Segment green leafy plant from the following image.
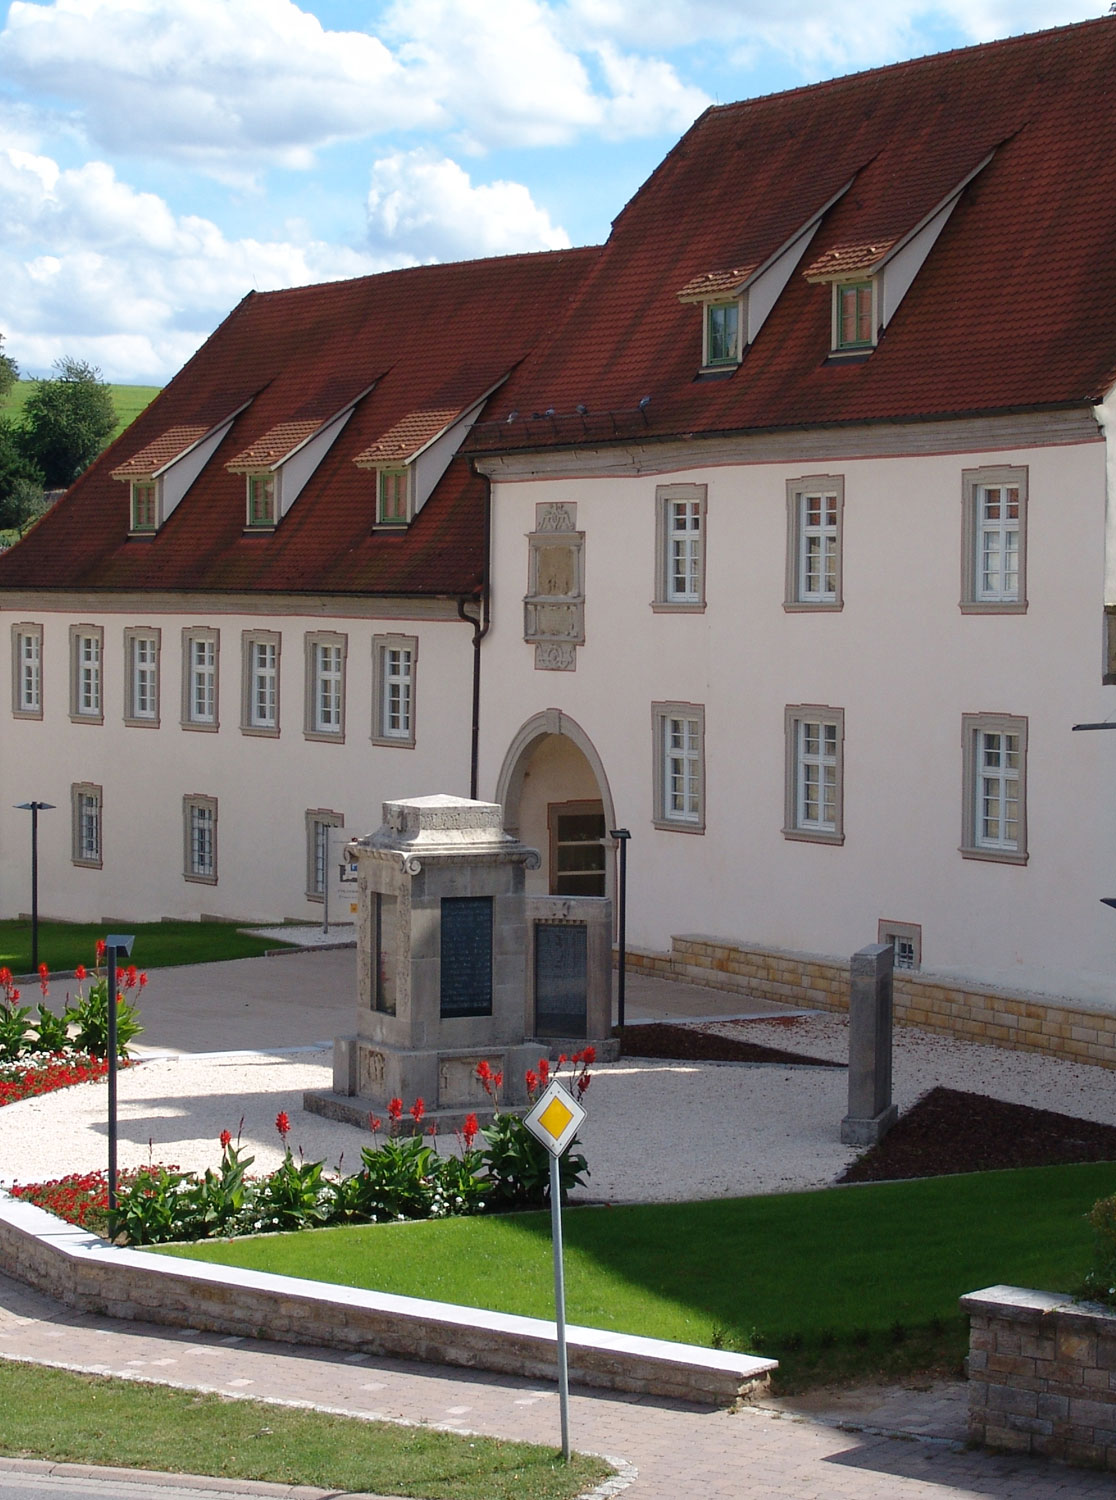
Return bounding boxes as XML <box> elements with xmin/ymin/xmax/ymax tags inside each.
<box><xmin>115</xmin><ymin>1163</ymin><xmax>193</xmax><ymax>1246</ymax></box>
<box><xmin>1081</xmin><ymin>1191</ymin><xmax>1116</xmax><ymax>1305</ymax></box>
<box><xmin>65</xmin><ymin>953</ymin><xmax>145</xmax><ymax>1059</ymax></box>
<box><xmin>474</xmin><ymin>1053</ymin><xmax>592</xmax><ymax>1209</ymax></box>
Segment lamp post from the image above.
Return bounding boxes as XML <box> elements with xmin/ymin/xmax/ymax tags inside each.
<box><xmin>104</xmin><ymin>932</ymin><xmax>135</xmax><ymax>1236</ymax></box>
<box><xmin>609</xmin><ymin>828</ymin><xmax>631</xmax><ymax>1030</ymax></box>
<box><xmin>15</xmin><ymin>801</ymin><xmax>54</xmax><ymax>973</ymax></box>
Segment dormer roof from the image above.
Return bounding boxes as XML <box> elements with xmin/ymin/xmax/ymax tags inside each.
<box><xmin>225</xmin><ymin>421</ymin><xmax>324</xmax><ymax>473</ymax></box>
<box><xmin>803</xmin><ymin>242</ymin><xmax>896</xmax><ymax>283</ymax></box>
<box><xmin>111</xmin><ymin>426</ymin><xmax>210</xmax><ymax>480</ymax></box>
<box><xmin>676</xmin><ymin>266</ymin><xmax>758</xmax><ymax>303</ymax></box>
<box><xmin>354</xmin><ymin>406</ymin><xmax>467</xmax><ymax>467</ymax></box>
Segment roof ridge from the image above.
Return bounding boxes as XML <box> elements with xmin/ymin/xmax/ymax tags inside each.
<box><xmin>704</xmin><ymin>14</ymin><xmax>1113</xmax><ymax>117</ymax></box>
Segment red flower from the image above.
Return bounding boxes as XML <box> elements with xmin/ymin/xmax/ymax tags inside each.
<box><xmin>368</xmin><ymin>1114</ymin><xmax>383</xmax><ymax>1134</ymax></box>
<box><xmin>95</xmin><ymin>939</ymin><xmax>106</xmax><ymax>959</ymax></box>
<box><xmin>10</xmin><ymin>989</ymin><xmax>19</xmax><ymax>1003</ymax></box>
<box><xmin>219</xmin><ymin>1129</ymin><xmax>232</xmax><ymax>1149</ymax></box>
<box><xmin>410</xmin><ymin>1097</ymin><xmax>426</xmax><ymax>1124</ymax></box>
<box><xmin>538</xmin><ymin>1058</ymin><xmax>550</xmax><ymax>1087</ymax></box>
<box><xmin>462</xmin><ymin>1112</ymin><xmax>478</xmax><ymax>1149</ymax></box>
<box><xmin>387</xmin><ymin>1097</ymin><xmax>403</xmax><ymax>1120</ymax></box>
<box><xmin>475</xmin><ymin>1059</ymin><xmax>492</xmax><ymax>1082</ymax></box>
<box><xmin>275</xmin><ymin>1111</ymin><xmax>291</xmax><ymax>1138</ymax></box>
<box><xmin>525</xmin><ymin>1069</ymin><xmax>539</xmax><ymax>1095</ymax></box>
<box><xmin>492</xmin><ymin>1071</ymin><xmax>503</xmax><ymax>1091</ymax></box>
<box><xmin>580</xmin><ymin>1046</ymin><xmax>596</xmax><ymax>1066</ymax></box>
<box><xmin>0</xmin><ymin>967</ymin><xmax>11</xmax><ymax>987</ymax></box>
<box><xmin>138</xmin><ymin>972</ymin><xmax>148</xmax><ymax>988</ymax></box>
<box><xmin>75</xmin><ymin>964</ymin><xmax>87</xmax><ymax>981</ymax></box>
<box><xmin>577</xmin><ymin>1073</ymin><xmax>592</xmax><ymax>1099</ymax></box>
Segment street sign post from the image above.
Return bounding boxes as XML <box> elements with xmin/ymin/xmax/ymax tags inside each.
<box><xmin>522</xmin><ymin>1078</ymin><xmax>587</xmax><ymax>1462</ymax></box>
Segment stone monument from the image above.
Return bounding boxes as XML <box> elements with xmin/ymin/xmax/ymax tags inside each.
<box><xmin>839</xmin><ymin>941</ymin><xmax>899</xmax><ymax>1146</ymax></box>
<box><xmin>304</xmin><ymin>793</ymin><xmax>613</xmax><ymax>1131</ymax></box>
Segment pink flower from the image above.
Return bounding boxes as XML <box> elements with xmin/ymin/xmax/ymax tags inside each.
<box><xmin>275</xmin><ymin>1111</ymin><xmax>291</xmax><ymax>1138</ymax></box>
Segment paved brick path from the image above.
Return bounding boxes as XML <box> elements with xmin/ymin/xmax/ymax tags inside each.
<box><xmin>2</xmin><ymin>1270</ymin><xmax>1114</xmax><ymax>1499</ymax></box>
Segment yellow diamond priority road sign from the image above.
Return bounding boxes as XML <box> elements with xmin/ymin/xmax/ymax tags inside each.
<box><xmin>523</xmin><ymin>1079</ymin><xmax>586</xmax><ymax>1158</ymax></box>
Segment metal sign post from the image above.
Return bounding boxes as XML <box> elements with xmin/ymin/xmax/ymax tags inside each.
<box><xmin>104</xmin><ymin>932</ymin><xmax>135</xmax><ymax>1238</ymax></box>
<box><xmin>523</xmin><ymin>1078</ymin><xmax>587</xmax><ymax>1463</ymax></box>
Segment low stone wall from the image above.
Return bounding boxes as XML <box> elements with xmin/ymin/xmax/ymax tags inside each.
<box><xmin>962</xmin><ymin>1285</ymin><xmax>1116</xmax><ymax>1468</ymax></box>
<box><xmin>0</xmin><ymin>1192</ymin><xmax>775</xmax><ymax>1407</ymax></box>
<box><xmin>626</xmin><ymin>935</ymin><xmax>1116</xmax><ymax>1070</ymax></box>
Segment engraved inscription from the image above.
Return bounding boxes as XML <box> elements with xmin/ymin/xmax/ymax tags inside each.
<box><xmin>534</xmin><ymin>922</ymin><xmax>588</xmax><ymax>1037</ymax></box>
<box><xmin>440</xmin><ymin>895</ymin><xmax>493</xmax><ymax>1017</ymax></box>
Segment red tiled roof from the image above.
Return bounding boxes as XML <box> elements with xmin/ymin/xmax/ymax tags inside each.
<box><xmin>469</xmin><ymin>18</ymin><xmax>1116</xmax><ymax>453</ymax></box>
<box><xmin>110</xmin><ymin>425</ymin><xmax>210</xmax><ymax>480</ymax></box>
<box><xmin>225</xmin><ymin>420</ymin><xmax>325</xmax><ymax>472</ymax></box>
<box><xmin>802</xmin><ymin>242</ymin><xmax>896</xmax><ymax>282</ymax></box>
<box><xmin>0</xmin><ymin>247</ymin><xmax>597</xmax><ymax>596</ymax></box>
<box><xmin>676</xmin><ymin>266</ymin><xmax>757</xmax><ymax>302</ymax></box>
<box><xmin>355</xmin><ymin>404</ymin><xmax>475</xmax><ymax>467</ymax></box>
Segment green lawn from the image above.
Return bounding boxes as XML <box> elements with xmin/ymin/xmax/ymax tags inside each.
<box><xmin>161</xmin><ymin>1160</ymin><xmax>1116</xmax><ymax>1390</ymax></box>
<box><xmin>0</xmin><ymin>380</ymin><xmax>160</xmax><ymax>443</ymax></box>
<box><xmin>0</xmin><ymin>1360</ymin><xmax>607</xmax><ymax>1499</ymax></box>
<box><xmin>0</xmin><ymin>919</ymin><xmax>300</xmax><ymax>975</ymax></box>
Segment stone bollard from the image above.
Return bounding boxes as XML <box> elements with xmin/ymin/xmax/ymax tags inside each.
<box><xmin>840</xmin><ymin>942</ymin><xmax>898</xmax><ymax>1146</ymax></box>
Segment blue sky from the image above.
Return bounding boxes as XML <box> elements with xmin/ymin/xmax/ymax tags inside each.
<box><xmin>0</xmin><ymin>0</ymin><xmax>1104</xmax><ymax>384</ymax></box>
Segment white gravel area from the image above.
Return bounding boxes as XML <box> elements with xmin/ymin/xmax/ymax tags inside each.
<box><xmin>2</xmin><ymin>1015</ymin><xmax>1115</xmax><ymax>1204</ymax></box>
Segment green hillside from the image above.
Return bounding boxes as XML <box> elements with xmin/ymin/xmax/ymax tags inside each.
<box><xmin>0</xmin><ymin>379</ymin><xmax>161</xmax><ymax>443</ymax></box>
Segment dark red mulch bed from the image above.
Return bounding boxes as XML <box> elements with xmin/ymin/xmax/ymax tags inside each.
<box><xmin>838</xmin><ymin>1086</ymin><xmax>1116</xmax><ymax>1183</ymax></box>
<box><xmin>618</xmin><ymin>1022</ymin><xmax>844</xmax><ymax>1069</ymax></box>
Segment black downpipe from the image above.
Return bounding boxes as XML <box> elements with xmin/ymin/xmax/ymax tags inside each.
<box><xmin>458</xmin><ymin>475</ymin><xmax>491</xmax><ymax>799</ymax></box>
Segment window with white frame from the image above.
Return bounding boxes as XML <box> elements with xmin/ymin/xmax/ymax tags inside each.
<box><xmin>184</xmin><ymin>794</ymin><xmax>217</xmax><ymax>883</ymax></box>
<box><xmin>241</xmin><ymin>631</ymin><xmax>280</xmax><ymax>735</ymax></box>
<box><xmin>878</xmin><ymin>919</ymin><xmax>922</xmax><ymax>972</ymax></box>
<box><xmin>11</xmin><ymin>623</ymin><xmax>42</xmax><ymax>719</ymax></box>
<box><xmin>69</xmin><ymin>625</ymin><xmax>103</xmax><ymax>722</ymax></box>
<box><xmin>71</xmin><ymin>782</ymin><xmax>102</xmax><ymax>868</ymax></box>
<box><xmin>961</xmin><ymin>467</ymin><xmax>1027</xmax><ymax>612</ymax></box>
<box><xmin>246</xmin><ymin>473</ymin><xmax>277</xmax><ymax>529</ymax></box>
<box><xmin>181</xmin><ymin>629</ymin><xmax>219</xmax><ymax>730</ymax></box>
<box><xmin>654</xmin><ymin>484</ymin><xmax>706</xmax><ymax>609</ymax></box>
<box><xmin>652</xmin><ymin>702</ymin><xmax>705</xmax><ymax>832</ymax></box>
<box><xmin>377</xmin><ymin>469</ymin><xmax>410</xmax><ymax>526</ymax></box>
<box><xmin>124</xmin><ymin>627</ymin><xmax>160</xmax><ymax>726</ymax></box>
<box><xmin>304</xmin><ymin>632</ymin><xmax>346</xmax><ymax>740</ymax></box>
<box><xmin>784</xmin><ymin>705</ymin><xmax>845</xmax><ymax>843</ymax></box>
<box><xmin>785</xmin><ymin>477</ymin><xmax>844</xmax><ymax>609</ymax></box>
<box><xmin>130</xmin><ymin>481</ymin><xmax>158</xmax><ymax>533</ymax></box>
<box><xmin>704</xmin><ymin>300</ymin><xmax>742</xmax><ymax>367</ymax></box>
<box><xmin>372</xmin><ymin>634</ymin><xmax>416</xmax><ymax>746</ymax></box>
<box><xmin>306</xmin><ymin>808</ymin><xmax>344</xmax><ymax>901</ymax></box>
<box><xmin>833</xmin><ymin>280</ymin><xmax>875</xmax><ymax>351</ymax></box>
<box><xmin>962</xmin><ymin>713</ymin><xmax>1027</xmax><ymax>863</ymax></box>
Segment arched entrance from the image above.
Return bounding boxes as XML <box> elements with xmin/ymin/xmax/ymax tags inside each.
<box><xmin>496</xmin><ymin>711</ymin><xmax>617</xmax><ymax>897</ymax></box>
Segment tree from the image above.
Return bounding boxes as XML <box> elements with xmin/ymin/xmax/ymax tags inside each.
<box><xmin>0</xmin><ymin>334</ymin><xmax>16</xmax><ymax>400</ymax></box>
<box><xmin>0</xmin><ymin>419</ymin><xmax>44</xmax><ymax>531</ymax></box>
<box><xmin>19</xmin><ymin>357</ymin><xmax>116</xmax><ymax>488</ymax></box>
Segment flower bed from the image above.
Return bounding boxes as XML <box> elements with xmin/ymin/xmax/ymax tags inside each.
<box><xmin>10</xmin><ymin>1051</ymin><xmax>596</xmax><ymax>1246</ymax></box>
<box><xmin>0</xmin><ymin>949</ymin><xmax>145</xmax><ymax>1110</ymax></box>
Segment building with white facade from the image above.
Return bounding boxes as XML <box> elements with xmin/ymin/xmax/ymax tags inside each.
<box><xmin>3</xmin><ymin>18</ymin><xmax>1116</xmax><ymax>1051</ymax></box>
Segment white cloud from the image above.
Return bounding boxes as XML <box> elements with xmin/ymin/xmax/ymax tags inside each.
<box><xmin>366</xmin><ymin>149</ymin><xmax>571</xmax><ymax>259</ymax></box>
<box><xmin>0</xmin><ymin>0</ymin><xmax>441</xmax><ymax>172</ymax></box>
<box><xmin>0</xmin><ymin>147</ymin><xmax>387</xmax><ymax>380</ymax></box>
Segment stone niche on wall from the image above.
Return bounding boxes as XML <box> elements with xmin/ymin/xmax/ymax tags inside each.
<box><xmin>523</xmin><ymin>501</ymin><xmax>584</xmax><ymax>671</ymax></box>
<box><xmin>304</xmin><ymin>794</ymin><xmax>614</xmax><ymax>1131</ymax></box>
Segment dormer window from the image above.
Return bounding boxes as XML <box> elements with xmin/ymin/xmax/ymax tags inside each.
<box><xmin>377</xmin><ymin>468</ymin><xmax>411</xmax><ymax>526</ymax></box>
<box><xmin>834</xmin><ymin>280</ymin><xmax>876</xmax><ymax>351</ymax></box>
<box><xmin>131</xmin><ymin>481</ymin><xmax>158</xmax><ymax>533</ymax></box>
<box><xmin>246</xmin><ymin>472</ymin><xmax>277</xmax><ymax>529</ymax></box>
<box><xmin>705</xmin><ymin>300</ymin><xmax>742</xmax><ymax>367</ymax></box>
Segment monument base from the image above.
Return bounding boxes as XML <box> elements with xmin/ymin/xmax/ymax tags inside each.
<box><xmin>839</xmin><ymin>1103</ymin><xmax>898</xmax><ymax>1147</ymax></box>
<box><xmin>302</xmin><ymin>1088</ymin><xmax>514</xmax><ymax>1135</ymax></box>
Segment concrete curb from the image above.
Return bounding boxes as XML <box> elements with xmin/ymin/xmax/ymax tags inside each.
<box><xmin>0</xmin><ymin>1191</ymin><xmax>775</xmax><ymax>1406</ymax></box>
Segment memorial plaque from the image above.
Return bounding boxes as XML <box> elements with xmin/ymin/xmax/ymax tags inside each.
<box><xmin>374</xmin><ymin>894</ymin><xmax>397</xmax><ymax>1015</ymax></box>
<box><xmin>534</xmin><ymin>922</ymin><xmax>588</xmax><ymax>1038</ymax></box>
<box><xmin>440</xmin><ymin>896</ymin><xmax>493</xmax><ymax>1017</ymax></box>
